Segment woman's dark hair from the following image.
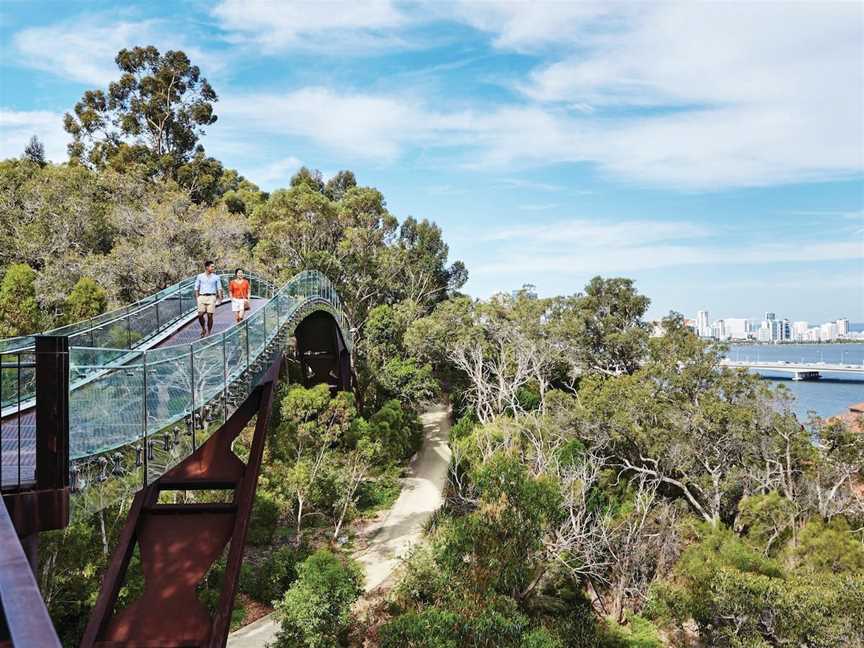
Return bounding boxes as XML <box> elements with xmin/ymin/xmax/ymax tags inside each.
<box><xmin>235</xmin><ymin>268</ymin><xmax>243</xmax><ymax>275</ymax></box>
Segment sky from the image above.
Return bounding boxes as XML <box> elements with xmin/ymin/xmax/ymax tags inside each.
<box><xmin>1</xmin><ymin>1</ymin><xmax>862</xmax><ymax>323</ymax></box>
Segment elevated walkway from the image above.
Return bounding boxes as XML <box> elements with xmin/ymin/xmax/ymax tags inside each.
<box><xmin>0</xmin><ymin>269</ymin><xmax>354</xmax><ymax>647</ymax></box>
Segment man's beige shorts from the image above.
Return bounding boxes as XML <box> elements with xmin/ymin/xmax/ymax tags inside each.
<box><xmin>197</xmin><ymin>294</ymin><xmax>217</xmax><ymax>314</ymax></box>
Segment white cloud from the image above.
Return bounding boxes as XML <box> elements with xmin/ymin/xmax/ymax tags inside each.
<box><xmin>216</xmin><ymin>81</ymin><xmax>862</xmax><ymax>188</ymax></box>
<box><xmin>447</xmin><ymin>1</ymin><xmax>614</xmax><ymax>51</ymax></box>
<box><xmin>0</xmin><ymin>109</ymin><xmax>68</xmax><ymax>161</ymax></box>
<box><xmin>474</xmin><ymin>240</ymin><xmax>863</xmax><ymax>277</ymax></box>
<box><xmin>212</xmin><ymin>0</ymin><xmax>409</xmax><ymax>52</ymax></box>
<box><xmin>508</xmin><ymin>2</ymin><xmax>864</xmax><ymax>187</ymax></box>
<box><xmin>217</xmin><ymin>87</ymin><xmax>470</xmax><ymax>160</ymax></box>
<box><xmin>247</xmin><ymin>156</ymin><xmax>304</xmax><ymax>189</ymax></box>
<box><xmin>12</xmin><ymin>16</ymin><xmax>224</xmax><ymax>85</ymax></box>
<box><xmin>495</xmin><ymin>178</ymin><xmax>564</xmax><ymax>192</ymax></box>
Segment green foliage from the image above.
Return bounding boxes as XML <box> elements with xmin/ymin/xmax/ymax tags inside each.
<box><xmin>0</xmin><ymin>263</ymin><xmax>40</xmax><ymax>336</ymax></box>
<box><xmin>65</xmin><ymin>276</ymin><xmax>108</xmax><ymax>323</ymax></box>
<box><xmin>556</xmin><ymin>276</ymin><xmax>650</xmax><ymax>377</ymax></box>
<box><xmin>791</xmin><ymin>516</ymin><xmax>864</xmax><ymax>574</ymax></box>
<box><xmin>449</xmin><ymin>413</ymin><xmax>477</xmax><ymax>444</ymax></box>
<box><xmin>247</xmin><ymin>489</ymin><xmax>282</xmax><ymax>546</ymax></box>
<box><xmin>376</xmin><ymin>357</ymin><xmax>439</xmax><ymax>408</ymax></box>
<box><xmin>64</xmin><ymin>46</ymin><xmax>217</xmax><ymax>178</ymax></box>
<box><xmin>648</xmin><ymin>523</ymin><xmax>864</xmax><ymax>646</ymax></box>
<box><xmin>435</xmin><ymin>452</ymin><xmax>562</xmax><ymax>597</ymax></box>
<box><xmin>736</xmin><ymin>491</ymin><xmax>795</xmax><ymax>555</ymax></box>
<box><xmin>603</xmin><ymin>614</ymin><xmax>663</xmax><ymax>648</ymax></box>
<box><xmin>367</xmin><ymin>399</ymin><xmax>423</xmax><ymax>463</ymax></box>
<box><xmin>273</xmin><ymin>549</ymin><xmax>363</xmax><ymax>648</ymax></box>
<box><xmin>379</xmin><ymin>608</ymin><xmax>462</xmax><ymax>648</ymax></box>
<box><xmin>356</xmin><ymin>465</ymin><xmax>402</xmax><ymax>512</ymax></box>
<box><xmin>381</xmin><ymin>596</ymin><xmax>568</xmax><ymax>648</ymax></box>
<box><xmin>247</xmin><ymin>545</ymin><xmax>311</xmax><ymax>604</ymax></box>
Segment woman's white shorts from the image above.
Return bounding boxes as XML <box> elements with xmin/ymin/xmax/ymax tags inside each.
<box><xmin>231</xmin><ymin>298</ymin><xmax>246</xmax><ymax>313</ymax></box>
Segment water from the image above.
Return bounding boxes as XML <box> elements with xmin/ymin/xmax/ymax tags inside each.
<box><xmin>726</xmin><ymin>343</ymin><xmax>864</xmax><ymax>420</ymax></box>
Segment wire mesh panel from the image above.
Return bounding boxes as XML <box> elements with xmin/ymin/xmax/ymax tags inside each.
<box><xmin>69</xmin><ymin>349</ymin><xmax>146</xmax><ymax>460</ymax></box>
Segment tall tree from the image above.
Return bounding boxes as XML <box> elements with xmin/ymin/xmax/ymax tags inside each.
<box><xmin>23</xmin><ymin>135</ymin><xmax>46</xmax><ymax>166</ymax></box>
<box><xmin>63</xmin><ymin>46</ymin><xmax>217</xmax><ymax>178</ymax></box>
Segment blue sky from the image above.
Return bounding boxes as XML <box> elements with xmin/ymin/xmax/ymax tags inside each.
<box><xmin>1</xmin><ymin>1</ymin><xmax>862</xmax><ymax>323</ymax></box>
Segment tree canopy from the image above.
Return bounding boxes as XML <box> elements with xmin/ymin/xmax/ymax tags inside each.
<box><xmin>64</xmin><ymin>46</ymin><xmax>217</xmax><ymax>180</ymax></box>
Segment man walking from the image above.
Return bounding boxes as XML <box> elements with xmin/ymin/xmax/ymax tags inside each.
<box><xmin>228</xmin><ymin>268</ymin><xmax>251</xmax><ymax>323</ymax></box>
<box><xmin>195</xmin><ymin>260</ymin><xmax>223</xmax><ymax>337</ymax></box>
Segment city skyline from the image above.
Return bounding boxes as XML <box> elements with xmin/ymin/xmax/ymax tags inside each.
<box><xmin>0</xmin><ymin>1</ymin><xmax>862</xmax><ymax>321</ymax></box>
<box><xmin>690</xmin><ymin>308</ymin><xmax>855</xmax><ymax>342</ymax></box>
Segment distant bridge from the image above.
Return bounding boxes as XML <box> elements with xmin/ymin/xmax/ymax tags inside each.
<box><xmin>721</xmin><ymin>359</ymin><xmax>864</xmax><ymax>381</ymax></box>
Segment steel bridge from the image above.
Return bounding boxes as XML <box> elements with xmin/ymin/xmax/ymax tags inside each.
<box><xmin>720</xmin><ymin>359</ymin><xmax>864</xmax><ymax>381</ymax></box>
<box><xmin>0</xmin><ymin>270</ymin><xmax>354</xmax><ymax>648</ymax></box>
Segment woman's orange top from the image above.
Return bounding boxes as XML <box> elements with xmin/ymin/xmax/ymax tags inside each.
<box><xmin>228</xmin><ymin>278</ymin><xmax>250</xmax><ymax>299</ymax></box>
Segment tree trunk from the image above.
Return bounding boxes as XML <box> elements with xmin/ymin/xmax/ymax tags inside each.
<box><xmin>295</xmin><ymin>497</ymin><xmax>304</xmax><ymax>545</ymax></box>
<box><xmin>99</xmin><ymin>509</ymin><xmax>109</xmax><ymax>557</ymax></box>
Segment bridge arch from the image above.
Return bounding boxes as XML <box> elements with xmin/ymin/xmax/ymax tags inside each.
<box><xmin>293</xmin><ymin>309</ymin><xmax>352</xmax><ymax>392</ymax></box>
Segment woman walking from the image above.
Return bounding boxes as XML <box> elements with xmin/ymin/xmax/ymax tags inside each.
<box><xmin>229</xmin><ymin>268</ymin><xmax>251</xmax><ymax>322</ymax></box>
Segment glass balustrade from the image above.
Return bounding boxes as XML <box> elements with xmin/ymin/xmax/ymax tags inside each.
<box><xmin>59</xmin><ymin>269</ymin><xmax>351</xmax><ymax>516</ymax></box>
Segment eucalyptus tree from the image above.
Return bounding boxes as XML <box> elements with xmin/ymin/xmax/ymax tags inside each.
<box><xmin>64</xmin><ymin>46</ymin><xmax>217</xmax><ymax>180</ymax></box>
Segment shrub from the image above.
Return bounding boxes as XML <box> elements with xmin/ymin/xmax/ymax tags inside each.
<box><xmin>377</xmin><ymin>357</ymin><xmax>439</xmax><ymax>409</ymax></box>
<box><xmin>0</xmin><ymin>263</ymin><xmax>40</xmax><ymax>336</ymax></box>
<box><xmin>272</xmin><ymin>549</ymin><xmax>363</xmax><ymax>648</ymax></box>
<box><xmin>448</xmin><ymin>413</ymin><xmax>477</xmax><ymax>444</ymax></box>
<box><xmin>603</xmin><ymin>614</ymin><xmax>663</xmax><ymax>648</ymax></box>
<box><xmin>65</xmin><ymin>276</ymin><xmax>108</xmax><ymax>323</ymax></box>
<box><xmin>791</xmin><ymin>516</ymin><xmax>864</xmax><ymax>574</ymax></box>
<box><xmin>248</xmin><ymin>544</ymin><xmax>310</xmax><ymax>604</ymax></box>
<box><xmin>380</xmin><ymin>598</ymin><xmax>551</xmax><ymax>648</ymax></box>
<box><xmin>368</xmin><ymin>399</ymin><xmax>423</xmax><ymax>463</ymax></box>
<box><xmin>356</xmin><ymin>465</ymin><xmax>401</xmax><ymax>513</ymax></box>
<box><xmin>247</xmin><ymin>490</ymin><xmax>281</xmax><ymax>545</ymax></box>
<box><xmin>379</xmin><ymin>608</ymin><xmax>462</xmax><ymax>648</ymax></box>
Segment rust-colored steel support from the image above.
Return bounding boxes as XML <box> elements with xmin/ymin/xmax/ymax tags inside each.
<box><xmin>80</xmin><ymin>356</ymin><xmax>283</xmax><ymax>648</ymax></box>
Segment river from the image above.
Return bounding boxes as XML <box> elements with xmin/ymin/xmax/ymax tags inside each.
<box><xmin>725</xmin><ymin>343</ymin><xmax>864</xmax><ymax>421</ymax></box>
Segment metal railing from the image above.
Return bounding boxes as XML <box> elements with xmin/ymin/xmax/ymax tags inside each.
<box><xmin>0</xmin><ymin>270</ymin><xmax>352</xmax><ymax>509</ymax></box>
<box><xmin>65</xmin><ymin>270</ymin><xmax>351</xmax><ymax>515</ymax></box>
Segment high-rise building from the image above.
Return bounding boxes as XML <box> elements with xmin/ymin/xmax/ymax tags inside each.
<box><xmin>780</xmin><ymin>319</ymin><xmax>792</xmax><ymax>342</ymax></box>
<box><xmin>820</xmin><ymin>322</ymin><xmax>838</xmax><ymax>341</ymax></box>
<box><xmin>725</xmin><ymin>318</ymin><xmax>750</xmax><ymax>340</ymax></box>
<box><xmin>711</xmin><ymin>319</ymin><xmax>728</xmax><ymax>340</ymax></box>
<box><xmin>836</xmin><ymin>318</ymin><xmax>850</xmax><ymax>337</ymax></box>
<box><xmin>793</xmin><ymin>321</ymin><xmax>809</xmax><ymax>340</ymax></box>
<box><xmin>696</xmin><ymin>310</ymin><xmax>710</xmax><ymax>337</ymax></box>
<box><xmin>765</xmin><ymin>312</ymin><xmax>776</xmax><ymax>321</ymax></box>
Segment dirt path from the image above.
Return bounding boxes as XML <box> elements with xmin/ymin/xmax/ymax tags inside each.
<box><xmin>227</xmin><ymin>403</ymin><xmax>451</xmax><ymax>647</ymax></box>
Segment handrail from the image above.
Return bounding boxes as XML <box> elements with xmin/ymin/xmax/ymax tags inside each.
<box><xmin>0</xmin><ymin>272</ymin><xmax>273</xmax><ymax>418</ymax></box>
<box><xmin>63</xmin><ymin>269</ymin><xmax>352</xmax><ymax>516</ymax></box>
<box><xmin>0</xmin><ymin>497</ymin><xmax>62</xmax><ymax>647</ymax></box>
<box><xmin>0</xmin><ymin>269</ymin><xmax>353</xmax><ymax>511</ymax></box>
<box><xmin>3</xmin><ymin>272</ymin><xmax>273</xmax><ymax>354</ymax></box>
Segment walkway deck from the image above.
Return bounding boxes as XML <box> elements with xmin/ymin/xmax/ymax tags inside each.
<box><xmin>0</xmin><ymin>299</ymin><xmax>267</xmax><ymax>489</ymax></box>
